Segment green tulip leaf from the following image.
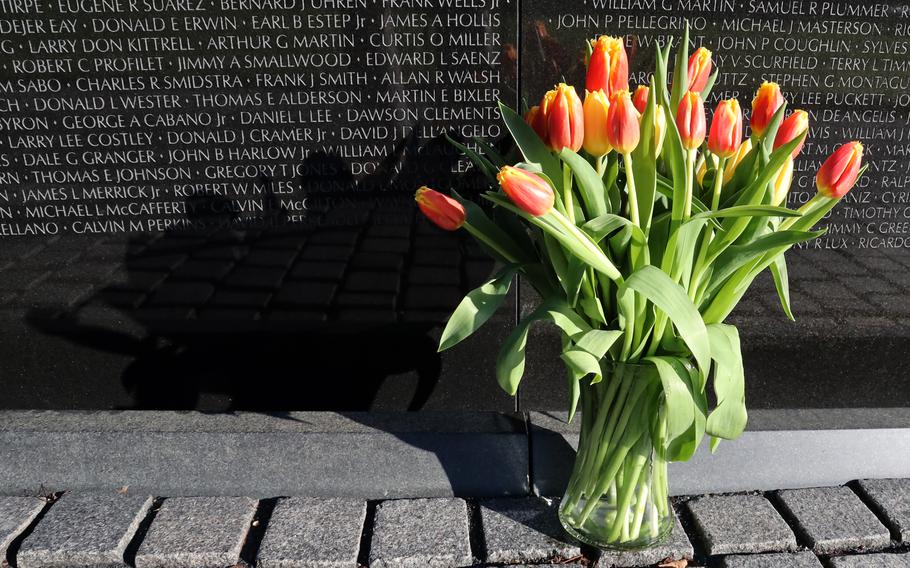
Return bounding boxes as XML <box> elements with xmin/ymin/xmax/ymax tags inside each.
<box><xmin>646</xmin><ymin>355</ymin><xmax>706</xmax><ymax>462</ymax></box>
<box><xmin>705</xmin><ymin>323</ymin><xmax>748</xmax><ymax>443</ymax></box>
<box><xmin>622</xmin><ymin>266</ymin><xmax>711</xmax><ymax>378</ymax></box>
<box><xmin>438</xmin><ymin>264</ymin><xmax>521</xmax><ymax>352</ymax></box>
<box><xmin>496</xmin><ymin>300</ymin><xmax>591</xmax><ymax>396</ymax></box>
<box><xmin>560</xmin><ymin>148</ymin><xmax>608</xmax><ymax>217</ymax></box>
<box><xmin>770</xmin><ymin>255</ymin><xmax>795</xmax><ymax>321</ymax></box>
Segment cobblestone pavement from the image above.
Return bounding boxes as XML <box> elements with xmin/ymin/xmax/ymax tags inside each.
<box><xmin>1</xmin><ymin>480</ymin><xmax>909</xmax><ymax>567</ymax></box>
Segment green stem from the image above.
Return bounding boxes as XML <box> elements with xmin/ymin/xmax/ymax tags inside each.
<box><xmin>462</xmin><ymin>222</ymin><xmax>517</xmax><ymax>264</ymax></box>
<box><xmin>577</xmin><ymin>380</ymin><xmax>651</xmax><ymax>525</ymax></box>
<box><xmin>622</xmin><ymin>152</ymin><xmax>640</xmax><ymax>227</ymax></box>
<box><xmin>608</xmin><ymin>438</ymin><xmax>647</xmax><ymax>541</ymax></box>
<box><xmin>563</xmin><ymin>162</ymin><xmax>575</xmax><ymax>224</ymax></box>
<box><xmin>683</xmin><ymin>148</ymin><xmax>696</xmax><ymax>220</ymax></box>
<box><xmin>710</xmin><ymin>158</ymin><xmax>728</xmax><ymax>211</ymax></box>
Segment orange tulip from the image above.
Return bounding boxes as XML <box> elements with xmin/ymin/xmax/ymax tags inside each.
<box><xmin>586</xmin><ymin>36</ymin><xmax>628</xmax><ymax>96</ymax></box>
<box><xmin>707</xmin><ymin>99</ymin><xmax>743</xmax><ymax>158</ymax></box>
<box><xmin>605</xmin><ymin>90</ymin><xmax>640</xmax><ymax>154</ymax></box>
<box><xmin>632</xmin><ymin>85</ymin><xmax>649</xmax><ymax>114</ymax></box>
<box><xmin>676</xmin><ymin>91</ymin><xmax>706</xmax><ymax>150</ymax></box>
<box><xmin>497</xmin><ymin>166</ymin><xmax>555</xmax><ymax>216</ymax></box>
<box><xmin>687</xmin><ymin>47</ymin><xmax>712</xmax><ymax>93</ymax></box>
<box><xmin>773</xmin><ymin>110</ymin><xmax>809</xmax><ymax>159</ymax></box>
<box><xmin>415</xmin><ymin>187</ymin><xmax>466</xmax><ymax>231</ymax></box>
<box><xmin>583</xmin><ymin>90</ymin><xmax>613</xmax><ymax>157</ymax></box>
<box><xmin>750</xmin><ymin>82</ymin><xmax>784</xmax><ymax>138</ymax></box>
<box><xmin>529</xmin><ymin>88</ymin><xmax>557</xmax><ymax>142</ymax></box>
<box><xmin>547</xmin><ymin>83</ymin><xmax>584</xmax><ymax>152</ymax></box>
<box><xmin>816</xmin><ymin>142</ymin><xmax>863</xmax><ymax>199</ymax></box>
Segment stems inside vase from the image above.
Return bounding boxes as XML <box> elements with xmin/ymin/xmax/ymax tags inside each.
<box><xmin>559</xmin><ymin>361</ymin><xmax>674</xmax><ymax>550</ymax></box>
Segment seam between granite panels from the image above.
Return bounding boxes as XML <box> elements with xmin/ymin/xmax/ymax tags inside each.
<box><xmin>523</xmin><ymin>412</ymin><xmax>534</xmax><ymax>500</ymax></box>
<box><xmin>356</xmin><ymin>500</ymin><xmax>379</xmax><ymax>568</ymax></box>
<box><xmin>123</xmin><ymin>496</ymin><xmax>163</xmax><ymax>566</ymax></box>
<box><xmin>847</xmin><ymin>480</ymin><xmax>904</xmax><ymax>543</ymax></box>
<box><xmin>239</xmin><ymin>497</ymin><xmax>275</xmax><ymax>565</ymax></box>
<box><xmin>4</xmin><ymin>495</ymin><xmax>56</xmax><ymax>567</ymax></box>
<box><xmin>766</xmin><ymin>490</ymin><xmax>818</xmax><ymax>552</ymax></box>
<box><xmin>672</xmin><ymin>496</ymin><xmax>709</xmax><ymax>565</ymax></box>
<box><xmin>466</xmin><ymin>499</ymin><xmax>488</xmax><ymax>564</ymax></box>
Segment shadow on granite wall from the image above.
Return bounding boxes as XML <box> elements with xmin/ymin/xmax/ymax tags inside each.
<box><xmin>21</xmin><ymin>130</ymin><xmax>510</xmax><ymax>412</ymax></box>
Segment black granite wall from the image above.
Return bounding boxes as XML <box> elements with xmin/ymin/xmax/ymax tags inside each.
<box><xmin>0</xmin><ymin>0</ymin><xmax>907</xmax><ymax>410</ymax></box>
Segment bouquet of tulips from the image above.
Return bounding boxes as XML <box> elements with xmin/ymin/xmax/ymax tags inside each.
<box><xmin>415</xmin><ymin>27</ymin><xmax>864</xmax><ymax>550</ymax></box>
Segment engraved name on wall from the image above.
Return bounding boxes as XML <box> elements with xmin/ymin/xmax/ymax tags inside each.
<box><xmin>0</xmin><ymin>0</ymin><xmax>515</xmax><ymax>237</ymax></box>
<box><xmin>523</xmin><ymin>0</ymin><xmax>910</xmax><ymax>250</ymax></box>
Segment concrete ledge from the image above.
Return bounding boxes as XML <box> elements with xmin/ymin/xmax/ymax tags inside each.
<box><xmin>3</xmin><ymin>409</ymin><xmax>910</xmax><ymax>498</ymax></box>
<box><xmin>0</xmin><ymin>411</ymin><xmax>529</xmax><ymax>498</ymax></box>
<box><xmin>530</xmin><ymin>409</ymin><xmax>910</xmax><ymax>497</ymax></box>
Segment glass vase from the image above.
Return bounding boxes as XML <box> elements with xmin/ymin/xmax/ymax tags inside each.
<box><xmin>558</xmin><ymin>360</ymin><xmax>674</xmax><ymax>550</ymax></box>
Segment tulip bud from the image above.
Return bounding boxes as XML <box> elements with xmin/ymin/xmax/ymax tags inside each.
<box><xmin>547</xmin><ymin>83</ymin><xmax>584</xmax><ymax>152</ymax></box>
<box><xmin>697</xmin><ymin>139</ymin><xmax>753</xmax><ymax>186</ymax></box>
<box><xmin>586</xmin><ymin>36</ymin><xmax>628</xmax><ymax>96</ymax></box>
<box><xmin>605</xmin><ymin>90</ymin><xmax>640</xmax><ymax>155</ymax></box>
<box><xmin>525</xmin><ymin>105</ymin><xmax>541</xmax><ymax>134</ymax></box>
<box><xmin>583</xmin><ymin>90</ymin><xmax>613</xmax><ymax>157</ymax></box>
<box><xmin>497</xmin><ymin>166</ymin><xmax>555</xmax><ymax>216</ymax></box>
<box><xmin>816</xmin><ymin>141</ymin><xmax>863</xmax><ymax>199</ymax></box>
<box><xmin>415</xmin><ymin>186</ymin><xmax>466</xmax><ymax>231</ymax></box>
<box><xmin>750</xmin><ymin>82</ymin><xmax>784</xmax><ymax>139</ymax></box>
<box><xmin>653</xmin><ymin>108</ymin><xmax>667</xmax><ymax>158</ymax></box>
<box><xmin>707</xmin><ymin>99</ymin><xmax>743</xmax><ymax>159</ymax></box>
<box><xmin>773</xmin><ymin>110</ymin><xmax>809</xmax><ymax>159</ymax></box>
<box><xmin>676</xmin><ymin>91</ymin><xmax>706</xmax><ymax>150</ymax></box>
<box><xmin>687</xmin><ymin>47</ymin><xmax>713</xmax><ymax>93</ymax></box>
<box><xmin>632</xmin><ymin>85</ymin><xmax>649</xmax><ymax>114</ymax></box>
<box><xmin>771</xmin><ymin>158</ymin><xmax>794</xmax><ymax>206</ymax></box>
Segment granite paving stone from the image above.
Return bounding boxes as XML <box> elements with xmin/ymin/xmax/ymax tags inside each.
<box><xmin>685</xmin><ymin>494</ymin><xmax>797</xmax><ymax>555</ymax></box>
<box><xmin>595</xmin><ymin>513</ymin><xmax>693</xmax><ymax>568</ymax></box>
<box><xmin>856</xmin><ymin>479</ymin><xmax>910</xmax><ymax>542</ymax></box>
<box><xmin>829</xmin><ymin>553</ymin><xmax>910</xmax><ymax>567</ymax></box>
<box><xmin>479</xmin><ymin>497</ymin><xmax>580</xmax><ymax>563</ymax></box>
<box><xmin>719</xmin><ymin>552</ymin><xmax>824</xmax><ymax>568</ymax></box>
<box><xmin>256</xmin><ymin>498</ymin><xmax>365</xmax><ymax>568</ymax></box>
<box><xmin>134</xmin><ymin>496</ymin><xmax>257</xmax><ymax>568</ymax></box>
<box><xmin>0</xmin><ymin>496</ymin><xmax>45</xmax><ymax>554</ymax></box>
<box><xmin>17</xmin><ymin>491</ymin><xmax>153</xmax><ymax>568</ymax></box>
<box><xmin>775</xmin><ymin>487</ymin><xmax>891</xmax><ymax>555</ymax></box>
<box><xmin>369</xmin><ymin>498</ymin><xmax>472</xmax><ymax>568</ymax></box>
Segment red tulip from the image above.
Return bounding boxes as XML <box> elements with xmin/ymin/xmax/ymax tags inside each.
<box><xmin>774</xmin><ymin>110</ymin><xmax>810</xmax><ymax>159</ymax></box>
<box><xmin>415</xmin><ymin>187</ymin><xmax>465</xmax><ymax>231</ymax></box>
<box><xmin>547</xmin><ymin>83</ymin><xmax>584</xmax><ymax>152</ymax></box>
<box><xmin>605</xmin><ymin>90</ymin><xmax>640</xmax><ymax>155</ymax></box>
<box><xmin>816</xmin><ymin>142</ymin><xmax>863</xmax><ymax>199</ymax></box>
<box><xmin>707</xmin><ymin>99</ymin><xmax>743</xmax><ymax>158</ymax></box>
<box><xmin>632</xmin><ymin>85</ymin><xmax>649</xmax><ymax>114</ymax></box>
<box><xmin>687</xmin><ymin>47</ymin><xmax>713</xmax><ymax>93</ymax></box>
<box><xmin>750</xmin><ymin>82</ymin><xmax>784</xmax><ymax>138</ymax></box>
<box><xmin>497</xmin><ymin>166</ymin><xmax>555</xmax><ymax>216</ymax></box>
<box><xmin>586</xmin><ymin>36</ymin><xmax>628</xmax><ymax>96</ymax></box>
<box><xmin>676</xmin><ymin>91</ymin><xmax>706</xmax><ymax>150</ymax></box>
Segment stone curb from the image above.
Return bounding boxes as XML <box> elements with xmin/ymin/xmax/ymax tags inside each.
<box><xmin>0</xmin><ymin>488</ymin><xmax>907</xmax><ymax>567</ymax></box>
